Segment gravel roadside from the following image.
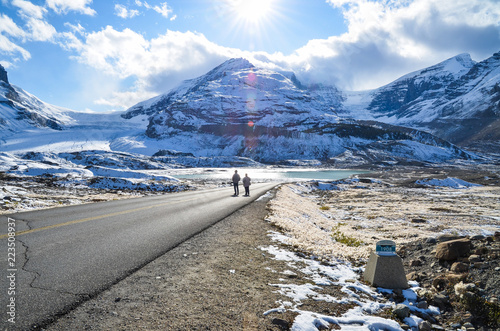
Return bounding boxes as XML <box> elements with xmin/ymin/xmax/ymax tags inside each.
<box><xmin>46</xmin><ymin>186</ymin><xmax>292</xmax><ymax>330</ymax></box>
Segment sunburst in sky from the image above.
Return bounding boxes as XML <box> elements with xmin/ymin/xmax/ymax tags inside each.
<box><xmin>0</xmin><ymin>0</ymin><xmax>498</xmax><ymax>113</ymax></box>
<box><xmin>230</xmin><ymin>0</ymin><xmax>274</xmax><ymax>24</ymax></box>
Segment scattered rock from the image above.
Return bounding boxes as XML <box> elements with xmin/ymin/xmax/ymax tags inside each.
<box><xmin>463</xmin><ymin>322</ymin><xmax>475</xmax><ymax>330</ymax></box>
<box><xmin>468</xmin><ymin>254</ymin><xmax>482</xmax><ymax>263</ymax></box>
<box><xmin>432</xmin><ymin>276</ymin><xmax>448</xmax><ymax>291</ymax></box>
<box><xmin>436</xmin><ymin>234</ymin><xmax>462</xmax><ymax>243</ymax></box>
<box><xmin>454</xmin><ymin>282</ymin><xmax>476</xmax><ymax>297</ymax></box>
<box><xmin>445</xmin><ymin>272</ymin><xmax>467</xmax><ymax>283</ymax></box>
<box><xmin>400</xmin><ymin>234</ymin><xmax>500</xmax><ymax>330</ymax></box>
<box><xmin>435</xmin><ymin>238</ymin><xmax>472</xmax><ymax>261</ymax></box>
<box><xmin>271</xmin><ymin>318</ymin><xmax>289</xmax><ymax>330</ymax></box>
<box><xmin>426</xmin><ymin>237</ymin><xmax>437</xmax><ymax>244</ymax></box>
<box><xmin>450</xmin><ymin>262</ymin><xmax>469</xmax><ymax>273</ymax></box>
<box><xmin>416</xmin><ymin>300</ymin><xmax>428</xmax><ymax>309</ymax></box>
<box><xmin>432</xmin><ymin>293</ymin><xmax>450</xmax><ymax>308</ymax></box>
<box><xmin>410</xmin><ymin>259</ymin><xmax>422</xmax><ymax>267</ymax></box>
<box><xmin>393</xmin><ymin>304</ymin><xmax>410</xmax><ymax>320</ymax></box>
<box><xmin>418</xmin><ymin>320</ymin><xmax>432</xmax><ymax>331</ymax></box>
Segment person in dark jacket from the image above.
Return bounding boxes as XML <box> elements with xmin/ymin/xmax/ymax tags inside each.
<box><xmin>242</xmin><ymin>173</ymin><xmax>251</xmax><ymax>196</ymax></box>
<box><xmin>232</xmin><ymin>170</ymin><xmax>241</xmax><ymax>196</ymax></box>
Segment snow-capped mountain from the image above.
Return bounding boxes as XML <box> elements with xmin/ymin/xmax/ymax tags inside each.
<box><xmin>121</xmin><ymin>57</ymin><xmax>480</xmax><ymax>164</ymax></box>
<box><xmin>0</xmin><ymin>65</ymin><xmax>75</xmax><ymax>133</ymax></box>
<box><xmin>346</xmin><ymin>52</ymin><xmax>500</xmax><ymax>148</ymax></box>
<box><xmin>124</xmin><ymin>58</ymin><xmax>340</xmax><ymax>138</ymax></box>
<box><xmin>3</xmin><ymin>50</ymin><xmax>499</xmax><ymax>168</ymax></box>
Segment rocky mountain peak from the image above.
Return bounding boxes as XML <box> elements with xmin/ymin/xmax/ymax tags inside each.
<box><xmin>203</xmin><ymin>58</ymin><xmax>254</xmax><ymax>80</ymax></box>
<box><xmin>0</xmin><ymin>64</ymin><xmax>9</xmax><ymax>85</ymax></box>
<box><xmin>453</xmin><ymin>53</ymin><xmax>474</xmax><ymax>67</ymax></box>
<box><xmin>217</xmin><ymin>57</ymin><xmax>254</xmax><ymax>72</ymax></box>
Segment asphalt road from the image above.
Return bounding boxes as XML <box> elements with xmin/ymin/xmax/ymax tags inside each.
<box><xmin>0</xmin><ymin>183</ymin><xmax>277</xmax><ymax>330</ymax></box>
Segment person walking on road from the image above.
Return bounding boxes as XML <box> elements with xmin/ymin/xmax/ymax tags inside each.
<box><xmin>242</xmin><ymin>173</ymin><xmax>251</xmax><ymax>196</ymax></box>
<box><xmin>232</xmin><ymin>170</ymin><xmax>241</xmax><ymax>196</ymax></box>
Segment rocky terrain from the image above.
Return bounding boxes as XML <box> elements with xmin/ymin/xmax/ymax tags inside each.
<box><xmin>398</xmin><ymin>233</ymin><xmax>500</xmax><ymax>330</ymax></box>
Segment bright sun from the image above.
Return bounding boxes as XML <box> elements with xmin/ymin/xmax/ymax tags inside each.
<box><xmin>229</xmin><ymin>0</ymin><xmax>273</xmax><ymax>25</ymax></box>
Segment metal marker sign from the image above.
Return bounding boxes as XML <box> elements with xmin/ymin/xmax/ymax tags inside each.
<box><xmin>376</xmin><ymin>240</ymin><xmax>396</xmax><ymax>256</ymax></box>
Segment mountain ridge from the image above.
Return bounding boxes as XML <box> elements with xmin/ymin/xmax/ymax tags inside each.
<box><xmin>1</xmin><ymin>51</ymin><xmax>499</xmax><ymax>166</ymax></box>
<box><xmin>361</xmin><ymin>52</ymin><xmax>500</xmax><ymax>146</ymax></box>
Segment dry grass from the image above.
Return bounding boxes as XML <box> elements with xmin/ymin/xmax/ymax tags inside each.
<box><xmin>267</xmin><ymin>181</ymin><xmax>500</xmax><ymax>262</ymax></box>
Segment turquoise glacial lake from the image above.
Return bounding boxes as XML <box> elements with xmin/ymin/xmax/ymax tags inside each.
<box><xmin>173</xmin><ymin>168</ymin><xmax>369</xmax><ymax>182</ymax></box>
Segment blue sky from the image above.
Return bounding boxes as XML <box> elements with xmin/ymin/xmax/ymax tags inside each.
<box><xmin>1</xmin><ymin>0</ymin><xmax>499</xmax><ymax>113</ymax></box>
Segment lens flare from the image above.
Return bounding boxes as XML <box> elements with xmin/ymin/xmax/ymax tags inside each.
<box><xmin>246</xmin><ymin>71</ymin><xmax>257</xmax><ymax>85</ymax></box>
<box><xmin>230</xmin><ymin>0</ymin><xmax>272</xmax><ymax>24</ymax></box>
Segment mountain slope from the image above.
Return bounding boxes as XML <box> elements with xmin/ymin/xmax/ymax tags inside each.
<box><xmin>122</xmin><ymin>58</ymin><xmax>478</xmax><ymax>164</ymax></box>
<box><xmin>2</xmin><ymin>52</ymin><xmax>497</xmax><ymax>167</ymax></box>
<box><xmin>124</xmin><ymin>58</ymin><xmax>340</xmax><ymax>138</ymax></box>
<box><xmin>0</xmin><ymin>65</ymin><xmax>75</xmax><ymax>133</ymax></box>
<box><xmin>353</xmin><ymin>52</ymin><xmax>500</xmax><ymax>146</ymax></box>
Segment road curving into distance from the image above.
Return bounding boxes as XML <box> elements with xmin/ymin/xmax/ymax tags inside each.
<box><xmin>0</xmin><ymin>182</ymin><xmax>277</xmax><ymax>330</ymax></box>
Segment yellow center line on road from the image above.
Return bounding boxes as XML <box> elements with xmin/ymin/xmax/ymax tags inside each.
<box><xmin>0</xmin><ymin>196</ymin><xmax>201</xmax><ymax>239</ymax></box>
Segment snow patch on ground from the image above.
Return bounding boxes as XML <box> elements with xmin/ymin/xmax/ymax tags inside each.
<box><xmin>416</xmin><ymin>177</ymin><xmax>482</xmax><ymax>189</ymax></box>
<box><xmin>261</xmin><ymin>244</ymin><xmax>435</xmax><ymax>331</ymax></box>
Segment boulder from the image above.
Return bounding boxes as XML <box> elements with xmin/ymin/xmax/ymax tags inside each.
<box><xmin>432</xmin><ymin>275</ymin><xmax>448</xmax><ymax>291</ymax></box>
<box><xmin>468</xmin><ymin>254</ymin><xmax>481</xmax><ymax>263</ymax></box>
<box><xmin>418</xmin><ymin>320</ymin><xmax>432</xmax><ymax>331</ymax></box>
<box><xmin>416</xmin><ymin>300</ymin><xmax>428</xmax><ymax>309</ymax></box>
<box><xmin>435</xmin><ymin>238</ymin><xmax>471</xmax><ymax>261</ymax></box>
<box><xmin>410</xmin><ymin>259</ymin><xmax>422</xmax><ymax>267</ymax></box>
<box><xmin>393</xmin><ymin>304</ymin><xmax>410</xmax><ymax>319</ymax></box>
<box><xmin>432</xmin><ymin>293</ymin><xmax>450</xmax><ymax>310</ymax></box>
<box><xmin>450</xmin><ymin>262</ymin><xmax>469</xmax><ymax>273</ymax></box>
<box><xmin>436</xmin><ymin>234</ymin><xmax>462</xmax><ymax>243</ymax></box>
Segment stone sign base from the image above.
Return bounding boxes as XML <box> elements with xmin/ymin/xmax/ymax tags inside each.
<box><xmin>363</xmin><ymin>251</ymin><xmax>409</xmax><ymax>289</ymax></box>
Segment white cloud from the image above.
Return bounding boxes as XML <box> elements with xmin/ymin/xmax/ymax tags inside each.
<box><xmin>12</xmin><ymin>0</ymin><xmax>47</xmax><ymax>20</ymax></box>
<box><xmin>26</xmin><ymin>17</ymin><xmax>57</xmax><ymax>41</ymax></box>
<box><xmin>285</xmin><ymin>0</ymin><xmax>500</xmax><ymax>90</ymax></box>
<box><xmin>76</xmin><ymin>26</ymin><xmax>150</xmax><ymax>78</ymax></box>
<box><xmin>46</xmin><ymin>0</ymin><xmax>96</xmax><ymax>16</ymax></box>
<box><xmin>0</xmin><ymin>14</ymin><xmax>25</xmax><ymax>38</ymax></box>
<box><xmin>0</xmin><ymin>34</ymin><xmax>31</xmax><ymax>61</ymax></box>
<box><xmin>71</xmin><ymin>26</ymin><xmax>237</xmax><ymax>108</ymax></box>
<box><xmin>135</xmin><ymin>1</ymin><xmax>175</xmax><ymax>19</ymax></box>
<box><xmin>153</xmin><ymin>2</ymin><xmax>173</xmax><ymax>19</ymax></box>
<box><xmin>114</xmin><ymin>4</ymin><xmax>140</xmax><ymax>19</ymax></box>
<box><xmin>64</xmin><ymin>22</ymin><xmax>85</xmax><ymax>36</ymax></box>
<box><xmin>135</xmin><ymin>0</ymin><xmax>151</xmax><ymax>9</ymax></box>
<box><xmin>94</xmin><ymin>88</ymin><xmax>157</xmax><ymax>110</ymax></box>
<box><xmin>7</xmin><ymin>0</ymin><xmax>57</xmax><ymax>42</ymax></box>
